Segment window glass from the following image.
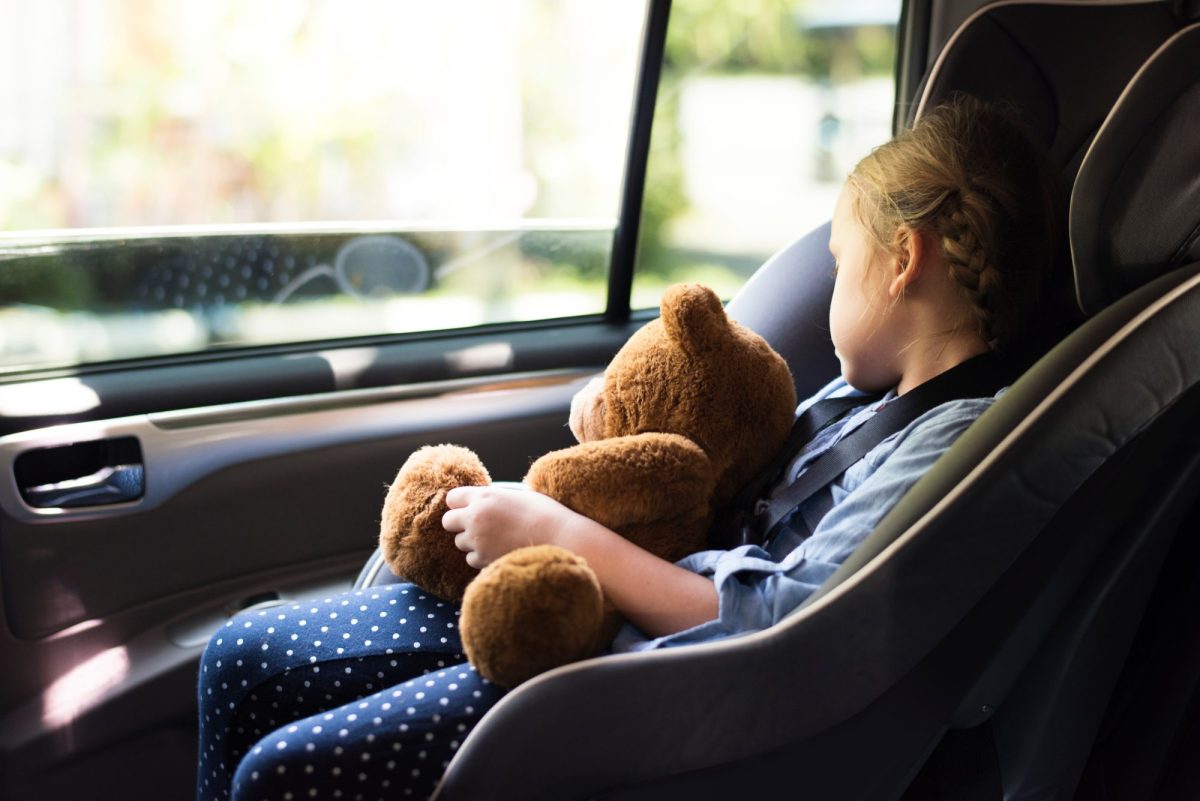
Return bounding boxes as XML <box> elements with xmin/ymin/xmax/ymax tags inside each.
<box><xmin>632</xmin><ymin>0</ymin><xmax>900</xmax><ymax>308</ymax></box>
<box><xmin>0</xmin><ymin>1</ymin><xmax>646</xmax><ymax>373</ymax></box>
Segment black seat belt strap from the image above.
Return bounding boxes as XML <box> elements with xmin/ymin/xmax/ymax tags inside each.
<box><xmin>743</xmin><ymin>351</ymin><xmax>1019</xmax><ymax>546</ymax></box>
<box><xmin>709</xmin><ymin>393</ymin><xmax>881</xmax><ymax>548</ymax></box>
<box><xmin>756</xmin><ymin>394</ymin><xmax>884</xmax><ymax>494</ymax></box>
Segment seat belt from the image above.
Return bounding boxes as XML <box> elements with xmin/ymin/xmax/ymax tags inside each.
<box><xmin>729</xmin><ymin>351</ymin><xmax>1020</xmax><ymax>547</ymax></box>
<box><xmin>709</xmin><ymin>393</ymin><xmax>883</xmax><ymax>547</ymax></box>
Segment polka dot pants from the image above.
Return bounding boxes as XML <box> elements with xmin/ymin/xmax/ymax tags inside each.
<box><xmin>196</xmin><ymin>583</ymin><xmax>506</xmax><ymax>801</ymax></box>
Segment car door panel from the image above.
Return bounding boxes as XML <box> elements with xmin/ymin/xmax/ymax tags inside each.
<box><xmin>0</xmin><ymin>332</ymin><xmax>629</xmax><ymax>800</ymax></box>
<box><xmin>1</xmin><ymin>367</ymin><xmax>598</xmax><ymax>640</ymax></box>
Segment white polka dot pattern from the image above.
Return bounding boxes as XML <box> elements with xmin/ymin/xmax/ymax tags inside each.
<box><xmin>197</xmin><ymin>583</ymin><xmax>504</xmax><ymax>801</ymax></box>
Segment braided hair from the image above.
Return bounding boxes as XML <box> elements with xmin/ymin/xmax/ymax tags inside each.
<box><xmin>848</xmin><ymin>95</ymin><xmax>1058</xmax><ymax>351</ymax></box>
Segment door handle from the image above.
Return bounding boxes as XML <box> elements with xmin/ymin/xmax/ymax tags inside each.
<box><xmin>15</xmin><ymin>436</ymin><xmax>145</xmax><ymax>509</ymax></box>
<box><xmin>23</xmin><ymin>463</ymin><xmax>145</xmax><ymax>508</ymax></box>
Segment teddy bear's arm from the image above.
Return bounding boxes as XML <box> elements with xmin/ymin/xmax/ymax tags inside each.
<box><xmin>524</xmin><ymin>433</ymin><xmax>716</xmax><ymax>531</ymax></box>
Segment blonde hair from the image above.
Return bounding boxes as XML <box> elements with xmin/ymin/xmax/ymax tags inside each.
<box><xmin>848</xmin><ymin>95</ymin><xmax>1058</xmax><ymax>351</ymax></box>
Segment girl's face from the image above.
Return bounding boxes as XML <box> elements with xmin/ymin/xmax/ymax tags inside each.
<box><xmin>828</xmin><ymin>184</ymin><xmax>903</xmax><ymax>392</ymax></box>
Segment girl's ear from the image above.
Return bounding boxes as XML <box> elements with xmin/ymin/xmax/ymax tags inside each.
<box><xmin>888</xmin><ymin>226</ymin><xmax>926</xmax><ymax>299</ymax></box>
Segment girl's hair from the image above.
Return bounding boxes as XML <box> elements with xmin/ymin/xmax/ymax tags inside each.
<box><xmin>848</xmin><ymin>95</ymin><xmax>1059</xmax><ymax>351</ymax></box>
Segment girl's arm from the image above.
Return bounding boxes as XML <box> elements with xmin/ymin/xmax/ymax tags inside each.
<box><xmin>443</xmin><ymin>485</ymin><xmax>718</xmax><ymax>637</ymax></box>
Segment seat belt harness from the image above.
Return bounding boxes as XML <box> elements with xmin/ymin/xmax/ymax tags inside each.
<box><xmin>729</xmin><ymin>351</ymin><xmax>1019</xmax><ymax>547</ymax></box>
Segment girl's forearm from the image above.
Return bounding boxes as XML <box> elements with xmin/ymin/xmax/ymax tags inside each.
<box><xmin>551</xmin><ymin>512</ymin><xmax>719</xmax><ymax>638</ymax></box>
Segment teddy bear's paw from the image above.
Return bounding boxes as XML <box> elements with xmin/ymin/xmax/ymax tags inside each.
<box><xmin>379</xmin><ymin>444</ymin><xmax>490</xmax><ymax>602</ymax></box>
<box><xmin>460</xmin><ymin>544</ymin><xmax>605</xmax><ymax>688</ymax></box>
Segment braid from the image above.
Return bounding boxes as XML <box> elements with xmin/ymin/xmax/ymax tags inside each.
<box><xmin>936</xmin><ymin>192</ymin><xmax>1007</xmax><ymax>349</ymax></box>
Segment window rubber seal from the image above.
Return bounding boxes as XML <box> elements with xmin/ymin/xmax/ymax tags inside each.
<box><xmin>606</xmin><ymin>0</ymin><xmax>671</xmax><ymax>323</ymax></box>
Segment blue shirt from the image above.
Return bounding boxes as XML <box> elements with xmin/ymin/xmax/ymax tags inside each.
<box><xmin>611</xmin><ymin>375</ymin><xmax>1002</xmax><ymax>653</ymax></box>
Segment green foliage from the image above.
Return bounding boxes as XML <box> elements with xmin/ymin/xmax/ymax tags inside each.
<box><xmin>663</xmin><ymin>0</ymin><xmax>895</xmax><ymax>78</ymax></box>
<box><xmin>0</xmin><ymin>254</ymin><xmax>92</xmax><ymax>311</ymax></box>
<box><xmin>665</xmin><ymin>0</ymin><xmax>812</xmax><ymax>74</ymax></box>
<box><xmin>636</xmin><ymin>89</ymin><xmax>689</xmax><ymax>279</ymax></box>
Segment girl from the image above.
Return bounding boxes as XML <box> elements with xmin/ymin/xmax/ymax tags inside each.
<box><xmin>197</xmin><ymin>96</ymin><xmax>1058</xmax><ymax>801</ymax></box>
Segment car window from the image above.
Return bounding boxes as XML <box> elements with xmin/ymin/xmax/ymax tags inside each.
<box><xmin>632</xmin><ymin>0</ymin><xmax>901</xmax><ymax>308</ymax></box>
<box><xmin>0</xmin><ymin>1</ymin><xmax>647</xmax><ymax>374</ymax></box>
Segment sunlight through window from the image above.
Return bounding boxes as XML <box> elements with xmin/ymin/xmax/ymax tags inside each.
<box><xmin>42</xmin><ymin>646</ymin><xmax>131</xmax><ymax>728</ymax></box>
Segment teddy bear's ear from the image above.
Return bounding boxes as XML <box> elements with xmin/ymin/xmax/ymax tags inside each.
<box><xmin>659</xmin><ymin>284</ymin><xmax>729</xmax><ymax>352</ymax></box>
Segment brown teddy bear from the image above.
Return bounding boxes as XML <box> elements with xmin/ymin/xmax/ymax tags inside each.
<box><xmin>378</xmin><ymin>283</ymin><xmax>797</xmax><ymax>686</ymax></box>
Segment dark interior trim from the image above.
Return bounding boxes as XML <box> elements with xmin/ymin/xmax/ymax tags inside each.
<box><xmin>896</xmin><ymin>0</ymin><xmax>934</xmax><ymax>133</ymax></box>
<box><xmin>606</xmin><ymin>0</ymin><xmax>671</xmax><ymax>322</ymax></box>
<box><xmin>0</xmin><ymin>318</ymin><xmax>644</xmax><ymax>438</ymax></box>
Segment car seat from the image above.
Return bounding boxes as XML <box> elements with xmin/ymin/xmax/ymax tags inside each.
<box><xmin>406</xmin><ymin>18</ymin><xmax>1200</xmax><ymax>801</ymax></box>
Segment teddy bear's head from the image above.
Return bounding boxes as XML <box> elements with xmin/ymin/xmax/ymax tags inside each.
<box><xmin>569</xmin><ymin>283</ymin><xmax>796</xmax><ymax>507</ymax></box>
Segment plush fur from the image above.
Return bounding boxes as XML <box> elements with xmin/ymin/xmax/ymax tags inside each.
<box><xmin>459</xmin><ymin>545</ymin><xmax>604</xmax><ymax>687</ymax></box>
<box><xmin>379</xmin><ymin>445</ymin><xmax>489</xmax><ymax>603</ymax></box>
<box><xmin>379</xmin><ymin>284</ymin><xmax>797</xmax><ymax>687</ymax></box>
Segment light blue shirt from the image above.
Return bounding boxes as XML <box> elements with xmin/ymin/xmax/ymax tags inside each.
<box><xmin>611</xmin><ymin>375</ymin><xmax>1002</xmax><ymax>653</ymax></box>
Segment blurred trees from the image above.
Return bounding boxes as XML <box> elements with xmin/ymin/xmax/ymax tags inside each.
<box><xmin>637</xmin><ymin>0</ymin><xmax>896</xmax><ymax>280</ymax></box>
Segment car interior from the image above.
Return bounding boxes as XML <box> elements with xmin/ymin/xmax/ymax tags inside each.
<box><xmin>2</xmin><ymin>1</ymin><xmax>1200</xmax><ymax>799</ymax></box>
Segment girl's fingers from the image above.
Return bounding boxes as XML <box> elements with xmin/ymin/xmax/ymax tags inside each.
<box><xmin>453</xmin><ymin>530</ymin><xmax>473</xmax><ymax>554</ymax></box>
<box><xmin>445</xmin><ymin>485</ymin><xmax>482</xmax><ymax>509</ymax></box>
<box><xmin>444</xmin><ymin>486</ymin><xmax>484</xmax><ymax>531</ymax></box>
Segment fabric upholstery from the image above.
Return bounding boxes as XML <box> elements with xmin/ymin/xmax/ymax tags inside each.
<box><xmin>1071</xmin><ymin>23</ymin><xmax>1200</xmax><ymax>315</ymax></box>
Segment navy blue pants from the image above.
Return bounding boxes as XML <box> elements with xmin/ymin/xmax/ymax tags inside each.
<box><xmin>196</xmin><ymin>583</ymin><xmax>507</xmax><ymax>801</ymax></box>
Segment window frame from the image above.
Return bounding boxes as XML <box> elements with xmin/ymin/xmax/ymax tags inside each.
<box><xmin>604</xmin><ymin>0</ymin><xmax>670</xmax><ymax>323</ymax></box>
<box><xmin>895</xmin><ymin>0</ymin><xmax>934</xmax><ymax>132</ymax></box>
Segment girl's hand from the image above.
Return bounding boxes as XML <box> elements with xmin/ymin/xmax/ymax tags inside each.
<box><xmin>443</xmin><ymin>486</ymin><xmax>577</xmax><ymax>569</ymax></box>
<box><xmin>446</xmin><ymin>484</ymin><xmax>719</xmax><ymax>636</ymax></box>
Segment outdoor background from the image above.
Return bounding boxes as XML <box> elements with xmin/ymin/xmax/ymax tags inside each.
<box><xmin>0</xmin><ymin>0</ymin><xmax>898</xmax><ymax>371</ymax></box>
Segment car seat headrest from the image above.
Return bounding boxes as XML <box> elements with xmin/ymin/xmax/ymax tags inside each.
<box><xmin>1070</xmin><ymin>23</ymin><xmax>1200</xmax><ymax>316</ymax></box>
<box><xmin>1174</xmin><ymin>0</ymin><xmax>1200</xmax><ymax>22</ymax></box>
<box><xmin>913</xmin><ymin>1</ymin><xmax>1178</xmax><ymax>180</ymax></box>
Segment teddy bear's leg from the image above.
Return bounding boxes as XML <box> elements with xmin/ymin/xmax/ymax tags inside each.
<box><xmin>460</xmin><ymin>544</ymin><xmax>606</xmax><ymax>687</ymax></box>
<box><xmin>379</xmin><ymin>444</ymin><xmax>490</xmax><ymax>603</ymax></box>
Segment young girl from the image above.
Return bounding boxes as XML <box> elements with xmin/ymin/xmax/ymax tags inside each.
<box><xmin>197</xmin><ymin>96</ymin><xmax>1058</xmax><ymax>801</ymax></box>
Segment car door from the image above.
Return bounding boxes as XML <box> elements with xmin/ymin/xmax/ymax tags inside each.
<box><xmin>0</xmin><ymin>1</ymin><xmax>902</xmax><ymax>799</ymax></box>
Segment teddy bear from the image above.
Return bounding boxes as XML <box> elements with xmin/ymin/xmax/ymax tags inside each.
<box><xmin>378</xmin><ymin>283</ymin><xmax>797</xmax><ymax>687</ymax></box>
